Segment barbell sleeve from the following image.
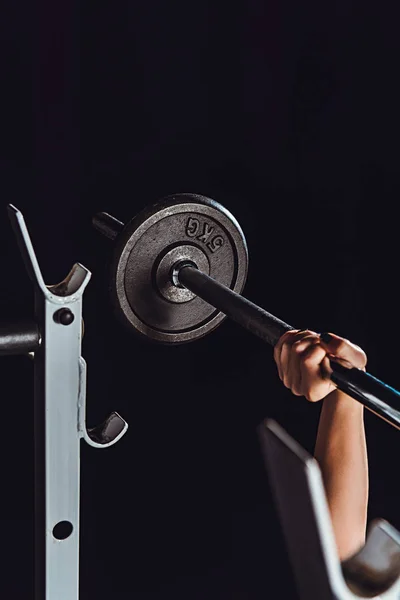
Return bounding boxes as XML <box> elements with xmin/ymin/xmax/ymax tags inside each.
<box><xmin>177</xmin><ymin>264</ymin><xmax>400</xmax><ymax>430</ymax></box>
<box><xmin>0</xmin><ymin>319</ymin><xmax>41</xmax><ymax>356</ymax></box>
<box><xmin>92</xmin><ymin>212</ymin><xmax>124</xmax><ymax>241</ymax></box>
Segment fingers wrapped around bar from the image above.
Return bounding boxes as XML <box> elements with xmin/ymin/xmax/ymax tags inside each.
<box><xmin>273</xmin><ymin>330</ymin><xmax>367</xmax><ymax>402</ymax></box>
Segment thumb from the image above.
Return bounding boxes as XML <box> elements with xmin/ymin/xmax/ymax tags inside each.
<box><xmin>319</xmin><ymin>332</ymin><xmax>367</xmax><ymax>370</ymax></box>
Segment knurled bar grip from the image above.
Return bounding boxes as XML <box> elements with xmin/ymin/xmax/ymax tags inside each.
<box><xmin>178</xmin><ymin>265</ymin><xmax>400</xmax><ymax>431</ymax></box>
<box><xmin>178</xmin><ymin>264</ymin><xmax>293</xmax><ymax>345</ymax></box>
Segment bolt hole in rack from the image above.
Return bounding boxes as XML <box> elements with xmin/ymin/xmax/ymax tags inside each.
<box><xmin>0</xmin><ymin>206</ymin><xmax>128</xmax><ymax>600</ymax></box>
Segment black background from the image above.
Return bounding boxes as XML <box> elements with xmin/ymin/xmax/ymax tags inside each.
<box><xmin>1</xmin><ymin>1</ymin><xmax>400</xmax><ymax>598</ymax></box>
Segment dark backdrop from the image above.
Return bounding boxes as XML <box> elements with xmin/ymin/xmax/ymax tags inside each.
<box><xmin>1</xmin><ymin>1</ymin><xmax>400</xmax><ymax>598</ymax></box>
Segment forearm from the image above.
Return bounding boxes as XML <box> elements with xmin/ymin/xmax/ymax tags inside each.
<box><xmin>314</xmin><ymin>389</ymin><xmax>369</xmax><ymax>561</ymax></box>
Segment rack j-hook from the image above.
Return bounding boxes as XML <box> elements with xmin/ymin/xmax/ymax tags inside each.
<box><xmin>0</xmin><ymin>206</ymin><xmax>128</xmax><ymax>600</ymax></box>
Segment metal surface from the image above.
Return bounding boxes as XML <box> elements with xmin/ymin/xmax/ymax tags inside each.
<box><xmin>93</xmin><ymin>194</ymin><xmax>400</xmax><ymax>429</ymax></box>
<box><xmin>177</xmin><ymin>264</ymin><xmax>293</xmax><ymax>345</ymax></box>
<box><xmin>155</xmin><ymin>245</ymin><xmax>209</xmax><ymax>303</ymax></box>
<box><xmin>107</xmin><ymin>193</ymin><xmax>248</xmax><ymax>343</ymax></box>
<box><xmin>92</xmin><ymin>212</ymin><xmax>124</xmax><ymax>241</ymax></box>
<box><xmin>176</xmin><ymin>264</ymin><xmax>400</xmax><ymax>430</ymax></box>
<box><xmin>259</xmin><ymin>419</ymin><xmax>400</xmax><ymax>599</ymax></box>
<box><xmin>0</xmin><ymin>319</ymin><xmax>40</xmax><ymax>355</ymax></box>
<box><xmin>329</xmin><ymin>362</ymin><xmax>400</xmax><ymax>431</ymax></box>
<box><xmin>7</xmin><ymin>205</ymin><xmax>128</xmax><ymax>600</ymax></box>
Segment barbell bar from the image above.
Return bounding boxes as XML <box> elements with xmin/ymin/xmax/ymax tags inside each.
<box><xmin>93</xmin><ymin>193</ymin><xmax>400</xmax><ymax>431</ymax></box>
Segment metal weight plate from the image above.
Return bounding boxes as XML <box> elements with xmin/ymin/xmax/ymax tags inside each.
<box><xmin>109</xmin><ymin>193</ymin><xmax>248</xmax><ymax>343</ymax></box>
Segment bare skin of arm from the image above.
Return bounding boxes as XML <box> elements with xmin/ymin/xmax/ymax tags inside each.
<box><xmin>274</xmin><ymin>330</ymin><xmax>369</xmax><ymax>561</ymax></box>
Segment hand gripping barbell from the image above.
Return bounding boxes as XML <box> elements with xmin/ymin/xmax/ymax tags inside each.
<box><xmin>93</xmin><ymin>193</ymin><xmax>400</xmax><ymax>431</ymax></box>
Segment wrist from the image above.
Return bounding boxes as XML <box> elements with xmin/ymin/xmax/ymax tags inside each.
<box><xmin>323</xmin><ymin>388</ymin><xmax>365</xmax><ymax>415</ymax></box>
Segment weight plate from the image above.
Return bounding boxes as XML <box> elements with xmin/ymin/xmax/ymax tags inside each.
<box><xmin>109</xmin><ymin>193</ymin><xmax>248</xmax><ymax>343</ymax></box>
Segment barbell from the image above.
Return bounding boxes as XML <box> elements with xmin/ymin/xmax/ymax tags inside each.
<box><xmin>93</xmin><ymin>193</ymin><xmax>400</xmax><ymax>431</ymax></box>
